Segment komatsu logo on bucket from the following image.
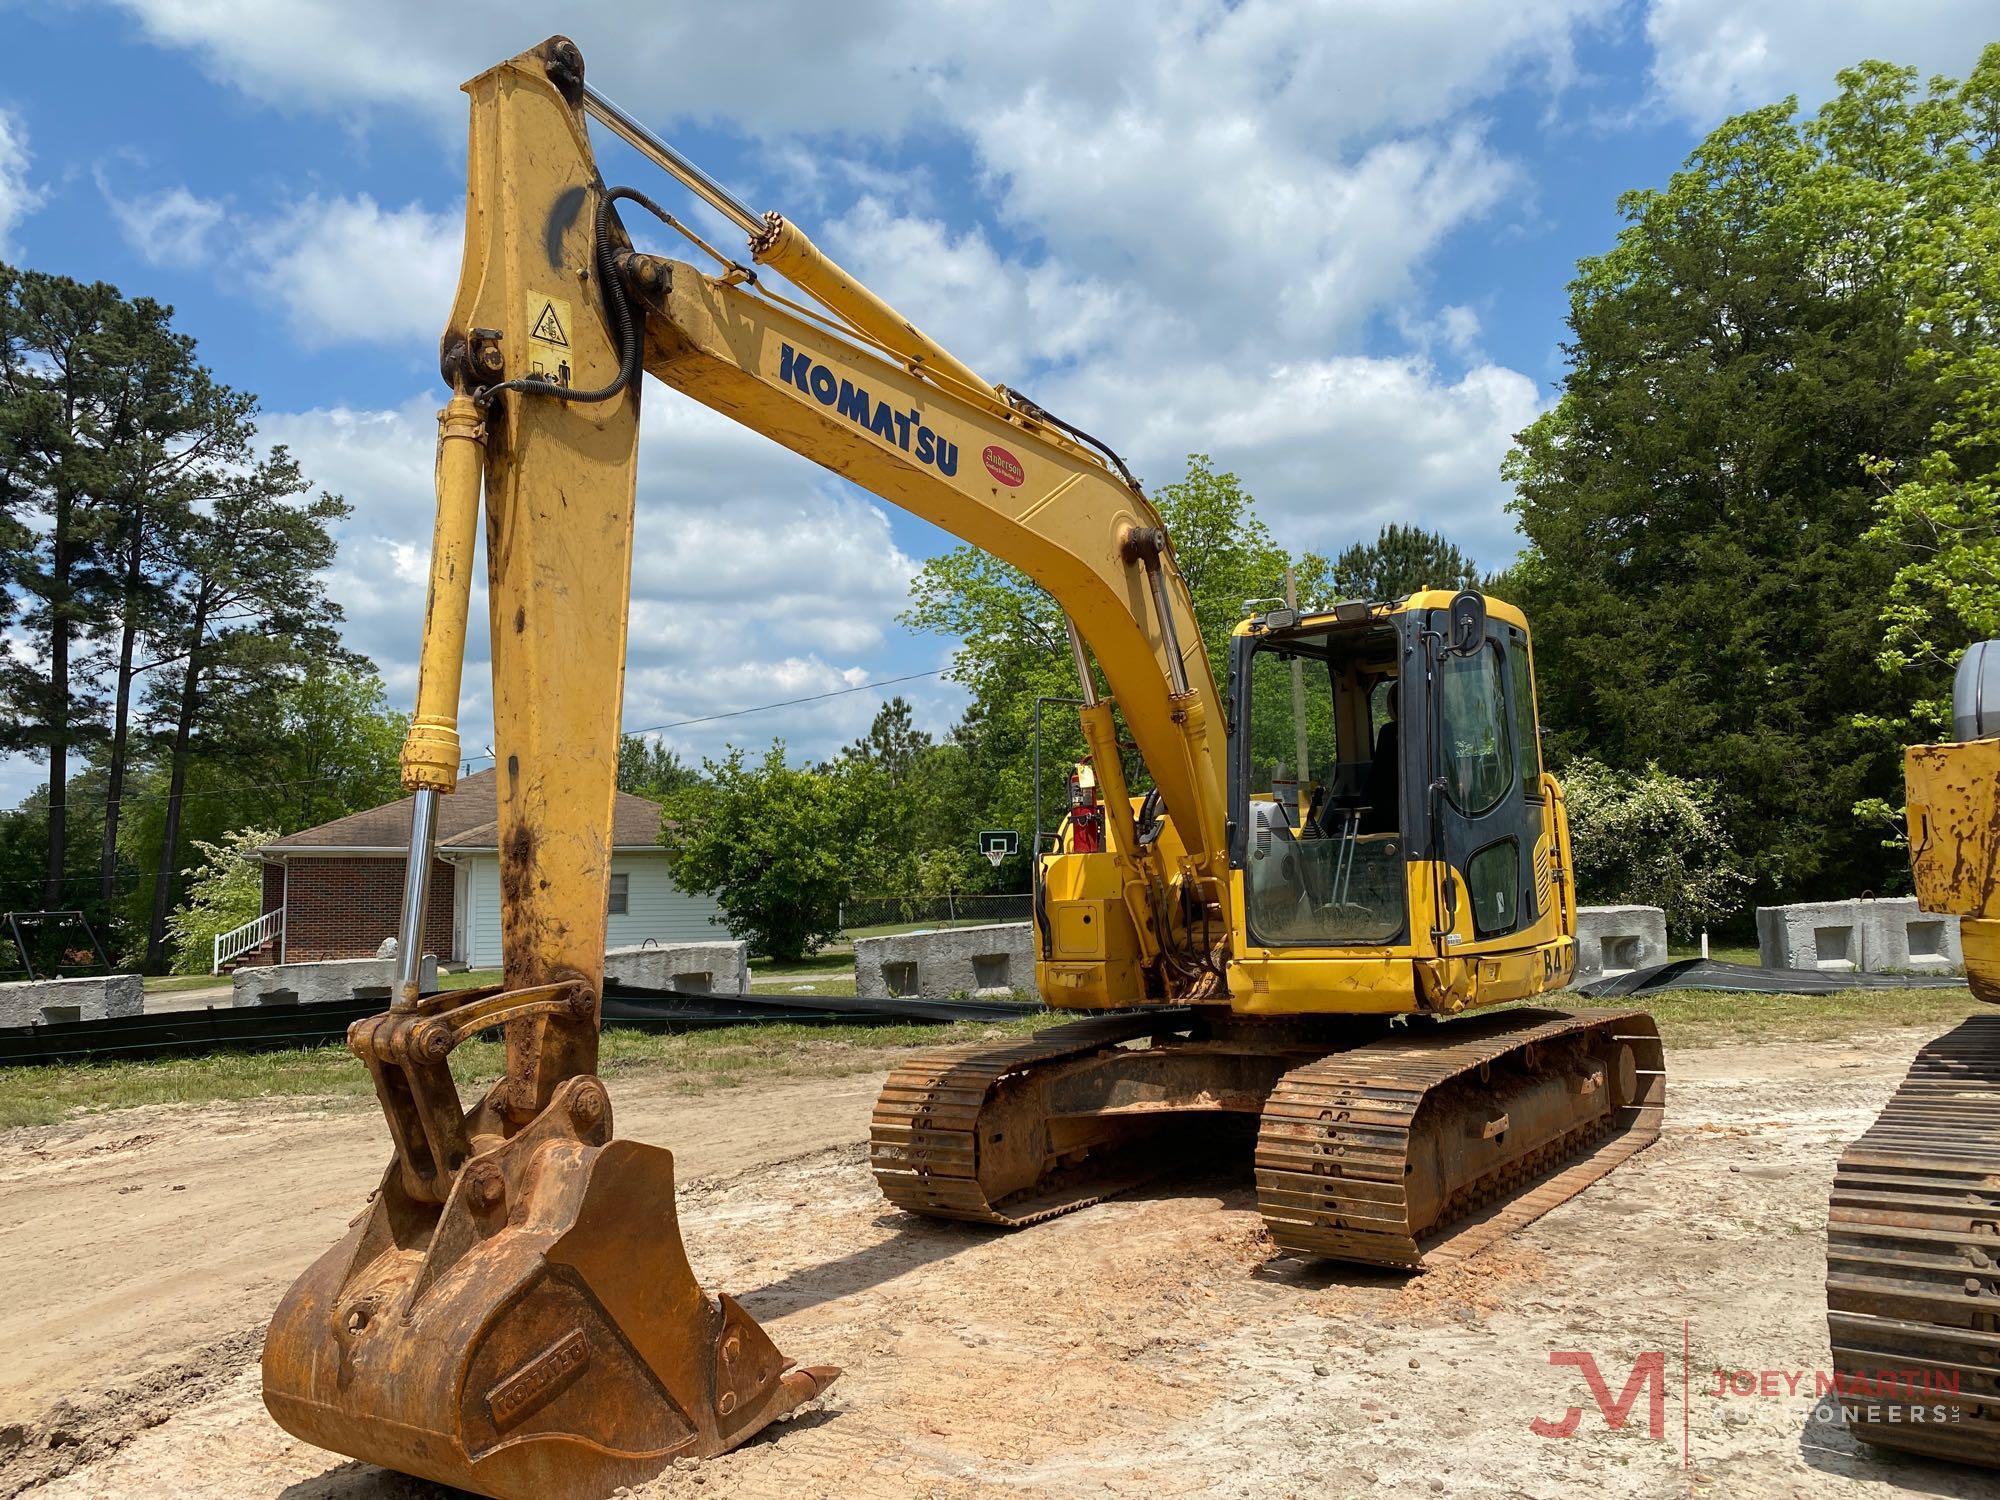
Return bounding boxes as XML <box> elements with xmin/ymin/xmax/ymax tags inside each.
<box><xmin>778</xmin><ymin>344</ymin><xmax>961</xmax><ymax>478</ymax></box>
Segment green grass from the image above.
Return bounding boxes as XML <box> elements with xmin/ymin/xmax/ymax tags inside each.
<box><xmin>1667</xmin><ymin>942</ymin><xmax>1762</xmax><ymax>966</ymax></box>
<box><xmin>142</xmin><ymin>974</ymin><xmax>232</xmax><ymax>994</ymax></box>
<box><xmin>4</xmin><ymin>983</ymin><xmax>1987</xmax><ymax>1132</ymax></box>
<box><xmin>0</xmin><ymin>1014</ymin><xmax>1052</xmax><ymax>1130</ymax></box>
<box><xmin>749</xmin><ymin>951</ymin><xmax>855</xmax><ymax>976</ymax></box>
<box><xmin>751</xmin><ymin>976</ymin><xmax>860</xmax><ymax>996</ymax></box>
<box><xmin>435</xmin><ymin>968</ymin><xmax>502</xmax><ymax>992</ymax></box>
<box><xmin>1611</xmin><ymin>984</ymin><xmax>1983</xmax><ymax>1048</ymax></box>
<box><xmin>841</xmin><ymin>918</ymin><xmax>1014</xmax><ymax>940</ymax></box>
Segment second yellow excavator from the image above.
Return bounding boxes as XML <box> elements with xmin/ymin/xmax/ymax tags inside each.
<box><xmin>262</xmin><ymin>37</ymin><xmax>1665</xmax><ymax>1498</ymax></box>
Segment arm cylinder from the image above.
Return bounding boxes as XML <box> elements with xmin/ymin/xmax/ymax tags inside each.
<box><xmin>392</xmin><ymin>392</ymin><xmax>487</xmax><ymax>1003</ymax></box>
<box><xmin>400</xmin><ymin>392</ymin><xmax>487</xmax><ymax>792</ymax></box>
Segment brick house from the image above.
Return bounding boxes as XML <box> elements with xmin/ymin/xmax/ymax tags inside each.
<box><xmin>242</xmin><ymin>769</ymin><xmax>723</xmax><ymax>967</ymax></box>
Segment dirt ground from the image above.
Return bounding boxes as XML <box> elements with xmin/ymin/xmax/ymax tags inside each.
<box><xmin>3</xmin><ymin>1028</ymin><xmax>1995</xmax><ymax>1500</ymax></box>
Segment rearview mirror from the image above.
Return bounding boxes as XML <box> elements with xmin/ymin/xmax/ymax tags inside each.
<box><xmin>1447</xmin><ymin>591</ymin><xmax>1486</xmax><ymax>655</ymax></box>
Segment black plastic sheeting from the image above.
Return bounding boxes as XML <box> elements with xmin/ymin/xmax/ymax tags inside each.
<box><xmin>0</xmin><ymin>982</ymin><xmax>1040</xmax><ymax>1068</ymax></box>
<box><xmin>1577</xmin><ymin>958</ymin><xmax>1970</xmax><ymax>998</ymax></box>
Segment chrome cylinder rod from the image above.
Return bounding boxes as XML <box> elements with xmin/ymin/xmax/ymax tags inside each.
<box><xmin>1064</xmin><ymin>616</ymin><xmax>1100</xmax><ymax>708</ymax></box>
<box><xmin>393</xmin><ymin>787</ymin><xmax>439</xmax><ymax>1007</ymax></box>
<box><xmin>1146</xmin><ymin>566</ymin><xmax>1193</xmax><ymax>697</ymax></box>
<box><xmin>582</xmin><ymin>83</ymin><xmax>763</xmax><ymax>236</ymax></box>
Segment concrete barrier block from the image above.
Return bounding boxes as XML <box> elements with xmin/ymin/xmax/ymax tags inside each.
<box><xmin>1756</xmin><ymin>897</ymin><xmax>1962</xmax><ymax>974</ymax></box>
<box><xmin>232</xmin><ymin>955</ymin><xmax>438</xmax><ymax>1007</ymax></box>
<box><xmin>0</xmin><ymin>973</ymin><xmax>144</xmax><ymax>1026</ymax></box>
<box><xmin>604</xmin><ymin>941</ymin><xmax>748</xmax><ymax>994</ymax></box>
<box><xmin>854</xmin><ymin>922</ymin><xmax>1037</xmax><ymax>1000</ymax></box>
<box><xmin>1573</xmin><ymin>905</ymin><xmax>1668</xmax><ymax>982</ymax></box>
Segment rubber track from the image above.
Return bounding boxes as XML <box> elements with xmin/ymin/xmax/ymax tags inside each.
<box><xmin>1254</xmin><ymin>1007</ymin><xmax>1665</xmax><ymax>1268</ymax></box>
<box><xmin>870</xmin><ymin>1012</ymin><xmax>1184</xmax><ymax>1225</ymax></box>
<box><xmin>1826</xmin><ymin>1013</ymin><xmax>2000</xmax><ymax>1466</ymax></box>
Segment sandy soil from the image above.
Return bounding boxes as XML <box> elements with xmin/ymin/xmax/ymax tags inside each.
<box><xmin>3</xmin><ymin>1028</ymin><xmax>1995</xmax><ymax>1499</ymax></box>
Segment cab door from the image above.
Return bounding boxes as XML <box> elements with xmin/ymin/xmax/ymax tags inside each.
<box><xmin>1420</xmin><ymin>613</ymin><xmax>1542</xmax><ymax>954</ymax></box>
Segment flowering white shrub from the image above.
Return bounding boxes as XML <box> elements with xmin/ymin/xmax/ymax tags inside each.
<box><xmin>1559</xmin><ymin>759</ymin><xmax>1749</xmax><ymax>939</ymax></box>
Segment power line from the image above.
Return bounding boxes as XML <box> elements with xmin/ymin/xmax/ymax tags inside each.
<box><xmin>5</xmin><ymin>668</ymin><xmax>952</xmax><ymax>814</ymax></box>
<box><xmin>461</xmin><ymin>668</ymin><xmax>948</xmax><ymax>761</ymax></box>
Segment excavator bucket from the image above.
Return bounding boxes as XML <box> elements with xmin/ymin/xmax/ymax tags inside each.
<box><xmin>263</xmin><ymin>1073</ymin><xmax>836</xmax><ymax>1498</ymax></box>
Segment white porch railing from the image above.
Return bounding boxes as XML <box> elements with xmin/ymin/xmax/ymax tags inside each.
<box><xmin>214</xmin><ymin>907</ymin><xmax>284</xmax><ymax>973</ymax></box>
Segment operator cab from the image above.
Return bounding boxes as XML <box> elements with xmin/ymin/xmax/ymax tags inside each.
<box><xmin>1228</xmin><ymin>591</ymin><xmax>1550</xmax><ymax>962</ymax></box>
<box><xmin>1236</xmin><ymin>612</ymin><xmax>1408</xmax><ymax>946</ymax></box>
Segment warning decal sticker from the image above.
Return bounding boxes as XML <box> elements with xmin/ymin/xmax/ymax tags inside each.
<box><xmin>530</xmin><ymin>299</ymin><xmax>570</xmax><ymax>347</ymax></box>
<box><xmin>526</xmin><ymin>292</ymin><xmax>574</xmax><ymax>388</ymax></box>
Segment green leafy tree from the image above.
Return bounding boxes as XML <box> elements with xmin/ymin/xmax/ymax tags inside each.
<box><xmin>1322</xmin><ymin>523</ymin><xmax>1480</xmax><ymax>601</ymax></box>
<box><xmin>1862</xmin><ymin>46</ymin><xmax>2000</xmax><ymax>729</ymax></box>
<box><xmin>1504</xmin><ymin>54</ymin><xmax>1997</xmax><ymax>901</ymax></box>
<box><xmin>162</xmin><ymin>824</ymin><xmax>274</xmax><ymax>975</ymax></box>
<box><xmin>617</xmin><ymin>735</ymin><xmax>700</xmax><ymax>803</ymax></box>
<box><xmin>253</xmin><ymin>667</ymin><xmax>405</xmax><ymax>833</ymax></box>
<box><xmin>0</xmin><ymin>268</ymin><xmax>119</xmax><ymax>906</ymax></box>
<box><xmin>660</xmin><ymin>742</ymin><xmax>873</xmax><ymax>960</ymax></box>
<box><xmin>139</xmin><ymin>454</ymin><xmax>350</xmax><ymax>966</ymax></box>
<box><xmin>903</xmin><ymin>453</ymin><xmax>1293</xmax><ymax>849</ymax></box>
<box><xmin>1559</xmin><ymin>758</ymin><xmax>1752</xmax><ymax>938</ymax></box>
<box><xmin>837</xmin><ymin>697</ymin><xmax>994</xmax><ymax>905</ymax></box>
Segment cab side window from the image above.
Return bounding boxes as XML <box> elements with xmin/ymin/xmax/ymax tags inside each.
<box><xmin>1438</xmin><ymin>644</ymin><xmax>1512</xmax><ymax>816</ymax></box>
<box><xmin>1506</xmin><ymin>635</ymin><xmax>1541</xmax><ymax>798</ymax></box>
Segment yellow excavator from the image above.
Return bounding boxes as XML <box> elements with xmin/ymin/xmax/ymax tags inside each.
<box><xmin>1825</xmin><ymin>645</ymin><xmax>2000</xmax><ymax>1466</ymax></box>
<box><xmin>262</xmin><ymin>38</ymin><xmax>1665</xmax><ymax>1498</ymax></box>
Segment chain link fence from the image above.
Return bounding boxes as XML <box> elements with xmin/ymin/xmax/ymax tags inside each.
<box><xmin>837</xmin><ymin>892</ymin><xmax>1034</xmax><ymax>935</ymax></box>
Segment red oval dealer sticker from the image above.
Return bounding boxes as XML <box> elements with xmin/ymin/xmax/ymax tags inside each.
<box><xmin>982</xmin><ymin>445</ymin><xmax>1025</xmax><ymax>488</ymax></box>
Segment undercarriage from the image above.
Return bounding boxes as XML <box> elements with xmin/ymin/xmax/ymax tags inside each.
<box><xmin>872</xmin><ymin>1005</ymin><xmax>1665</xmax><ymax>1268</ymax></box>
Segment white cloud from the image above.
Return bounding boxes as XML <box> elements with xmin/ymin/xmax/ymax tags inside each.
<box><xmin>258</xmin><ymin>388</ymin><xmax>936</xmax><ymax>772</ymax></box>
<box><xmin>93</xmin><ymin>178</ymin><xmax>459</xmax><ymax>348</ymax></box>
<box><xmin>0</xmin><ymin>107</ymin><xmax>46</xmax><ymax>259</ymax></box>
<box><xmin>1038</xmin><ymin>349</ymin><xmax>1543</xmax><ymax>566</ymax></box>
<box><xmin>245</xmin><ymin>194</ymin><xmax>458</xmax><ymax>349</ymax></box>
<box><xmin>95</xmin><ymin>0</ymin><xmax>1609</xmax><ymax>669</ymax></box>
<box><xmin>1646</xmin><ymin>0</ymin><xmax>1998</xmax><ymax>125</ymax></box>
<box><xmin>101</xmin><ymin>1</ymin><xmax>1604</xmax><ymax>346</ymax></box>
<box><xmin>97</xmin><ymin>174</ymin><xmax>226</xmax><ymax>268</ymax></box>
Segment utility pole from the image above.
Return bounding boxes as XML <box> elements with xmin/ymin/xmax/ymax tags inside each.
<box><xmin>1285</xmin><ymin>566</ymin><xmax>1310</xmax><ymax>789</ymax></box>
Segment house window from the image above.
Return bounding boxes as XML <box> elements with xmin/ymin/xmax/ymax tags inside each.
<box><xmin>607</xmin><ymin>872</ymin><xmax>629</xmax><ymax>916</ymax></box>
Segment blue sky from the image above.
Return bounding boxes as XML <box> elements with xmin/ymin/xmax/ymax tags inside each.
<box><xmin>1</xmin><ymin>1</ymin><xmax>1994</xmax><ymax>808</ymax></box>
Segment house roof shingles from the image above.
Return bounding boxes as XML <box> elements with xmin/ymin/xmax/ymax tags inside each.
<box><xmin>260</xmin><ymin>768</ymin><xmax>668</xmax><ymax>854</ymax></box>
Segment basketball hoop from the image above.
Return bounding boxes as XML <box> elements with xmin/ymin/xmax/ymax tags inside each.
<box><xmin>978</xmin><ymin>829</ymin><xmax>1019</xmax><ymax>868</ymax></box>
<box><xmin>985</xmin><ymin>848</ymin><xmax>1006</xmax><ymax>869</ymax></box>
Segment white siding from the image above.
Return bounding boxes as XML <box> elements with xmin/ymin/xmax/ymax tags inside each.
<box><xmin>454</xmin><ymin>852</ymin><xmax>726</xmax><ymax>969</ymax></box>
